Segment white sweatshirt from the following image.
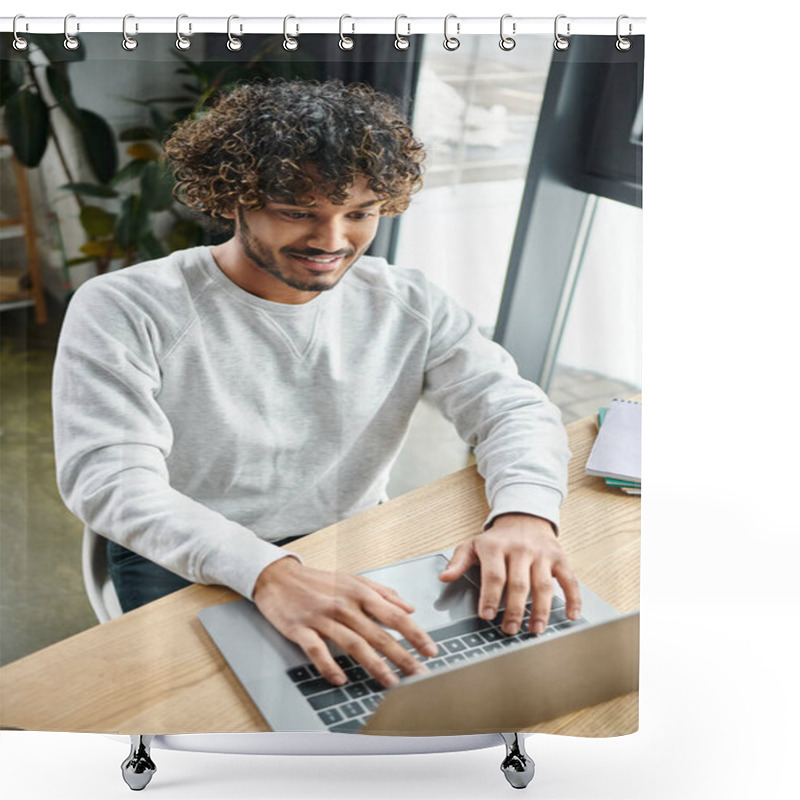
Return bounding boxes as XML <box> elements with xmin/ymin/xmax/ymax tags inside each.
<box><xmin>52</xmin><ymin>246</ymin><xmax>570</xmax><ymax>600</ymax></box>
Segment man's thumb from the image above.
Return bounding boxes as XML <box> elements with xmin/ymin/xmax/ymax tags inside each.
<box><xmin>439</xmin><ymin>544</ymin><xmax>476</xmax><ymax>582</ymax></box>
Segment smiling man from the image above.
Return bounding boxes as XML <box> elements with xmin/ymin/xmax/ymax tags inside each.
<box><xmin>52</xmin><ymin>79</ymin><xmax>579</xmax><ymax>690</ymax></box>
<box><xmin>216</xmin><ymin>175</ymin><xmax>382</xmax><ymax>302</ymax></box>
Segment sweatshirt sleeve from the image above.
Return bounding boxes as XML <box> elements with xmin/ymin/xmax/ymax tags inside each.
<box><xmin>52</xmin><ymin>277</ymin><xmax>298</xmax><ymax>600</ymax></box>
<box><xmin>421</xmin><ymin>281</ymin><xmax>571</xmax><ymax>532</ymax></box>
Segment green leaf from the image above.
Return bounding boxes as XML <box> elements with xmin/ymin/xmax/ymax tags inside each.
<box><xmin>45</xmin><ymin>64</ymin><xmax>80</xmax><ymax>124</ymax></box>
<box><xmin>27</xmin><ymin>33</ymin><xmax>86</xmax><ymax>63</ymax></box>
<box><xmin>4</xmin><ymin>87</ymin><xmax>49</xmax><ymax>167</ymax></box>
<box><xmin>0</xmin><ymin>57</ymin><xmax>26</xmax><ymax>107</ymax></box>
<box><xmin>115</xmin><ymin>195</ymin><xmax>151</xmax><ymax>249</ymax></box>
<box><xmin>61</xmin><ymin>182</ymin><xmax>119</xmax><ymax>198</ymax></box>
<box><xmin>119</xmin><ymin>97</ymin><xmax>156</xmax><ymax>109</ymax></box>
<box><xmin>148</xmin><ymin>106</ymin><xmax>171</xmax><ymax>140</ymax></box>
<box><xmin>79</xmin><ymin>240</ymin><xmax>124</xmax><ymax>259</ymax></box>
<box><xmin>137</xmin><ymin>232</ymin><xmax>166</xmax><ymax>261</ymax></box>
<box><xmin>79</xmin><ymin>205</ymin><xmax>116</xmax><ymax>238</ymax></box>
<box><xmin>143</xmin><ymin>96</ymin><xmax>194</xmax><ymax>104</ymax></box>
<box><xmin>111</xmin><ymin>159</ymin><xmax>150</xmax><ymax>186</ymax></box>
<box><xmin>172</xmin><ymin>54</ymin><xmax>212</xmax><ymax>89</ymax></box>
<box><xmin>140</xmin><ymin>161</ymin><xmax>175</xmax><ymax>212</ymax></box>
<box><xmin>119</xmin><ymin>126</ymin><xmax>159</xmax><ymax>142</ymax></box>
<box><xmin>8</xmin><ymin>58</ymin><xmax>29</xmax><ymax>91</ymax></box>
<box><xmin>172</xmin><ymin>106</ymin><xmax>197</xmax><ymax>122</ymax></box>
<box><xmin>77</xmin><ymin>108</ymin><xmax>118</xmax><ymax>184</ymax></box>
<box><xmin>167</xmin><ymin>219</ymin><xmax>204</xmax><ymax>252</ymax></box>
<box><xmin>64</xmin><ymin>255</ymin><xmax>98</xmax><ymax>267</ymax></box>
<box><xmin>126</xmin><ymin>142</ymin><xmax>160</xmax><ymax>161</ymax></box>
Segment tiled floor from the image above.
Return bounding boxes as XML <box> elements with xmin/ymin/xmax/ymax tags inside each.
<box><xmin>0</xmin><ymin>302</ymin><xmax>638</xmax><ymax>666</ymax></box>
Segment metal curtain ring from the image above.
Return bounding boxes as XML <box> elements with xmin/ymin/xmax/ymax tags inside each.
<box><xmin>554</xmin><ymin>14</ymin><xmax>570</xmax><ymax>51</ymax></box>
<box><xmin>227</xmin><ymin>15</ymin><xmax>242</xmax><ymax>51</ymax></box>
<box><xmin>443</xmin><ymin>14</ymin><xmax>460</xmax><ymax>51</ymax></box>
<box><xmin>12</xmin><ymin>14</ymin><xmax>28</xmax><ymax>51</ymax></box>
<box><xmin>394</xmin><ymin>15</ymin><xmax>410</xmax><ymax>50</ymax></box>
<box><xmin>283</xmin><ymin>15</ymin><xmax>299</xmax><ymax>51</ymax></box>
<box><xmin>122</xmin><ymin>14</ymin><xmax>138</xmax><ymax>50</ymax></box>
<box><xmin>616</xmin><ymin>15</ymin><xmax>632</xmax><ymax>51</ymax></box>
<box><xmin>499</xmin><ymin>14</ymin><xmax>515</xmax><ymax>51</ymax></box>
<box><xmin>338</xmin><ymin>14</ymin><xmax>354</xmax><ymax>50</ymax></box>
<box><xmin>63</xmin><ymin>14</ymin><xmax>80</xmax><ymax>50</ymax></box>
<box><xmin>176</xmin><ymin>14</ymin><xmax>191</xmax><ymax>50</ymax></box>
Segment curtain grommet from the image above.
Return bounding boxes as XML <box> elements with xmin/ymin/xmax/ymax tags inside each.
<box><xmin>338</xmin><ymin>14</ymin><xmax>355</xmax><ymax>51</ymax></box>
<box><xmin>499</xmin><ymin>14</ymin><xmax>516</xmax><ymax>51</ymax></box>
<box><xmin>394</xmin><ymin>15</ymin><xmax>410</xmax><ymax>50</ymax></box>
<box><xmin>283</xmin><ymin>15</ymin><xmax>299</xmax><ymax>51</ymax></box>
<box><xmin>12</xmin><ymin>15</ymin><xmax>28</xmax><ymax>51</ymax></box>
<box><xmin>176</xmin><ymin>14</ymin><xmax>191</xmax><ymax>51</ymax></box>
<box><xmin>226</xmin><ymin>15</ymin><xmax>242</xmax><ymax>51</ymax></box>
<box><xmin>616</xmin><ymin>15</ymin><xmax>632</xmax><ymax>51</ymax></box>
<box><xmin>443</xmin><ymin>14</ymin><xmax>460</xmax><ymax>51</ymax></box>
<box><xmin>63</xmin><ymin>14</ymin><xmax>80</xmax><ymax>51</ymax></box>
<box><xmin>121</xmin><ymin>14</ymin><xmax>138</xmax><ymax>51</ymax></box>
<box><xmin>554</xmin><ymin>14</ymin><xmax>570</xmax><ymax>51</ymax></box>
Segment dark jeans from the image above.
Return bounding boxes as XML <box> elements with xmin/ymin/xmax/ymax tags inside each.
<box><xmin>107</xmin><ymin>535</ymin><xmax>306</xmax><ymax>613</ymax></box>
<box><xmin>107</xmin><ymin>541</ymin><xmax>192</xmax><ymax>613</ymax></box>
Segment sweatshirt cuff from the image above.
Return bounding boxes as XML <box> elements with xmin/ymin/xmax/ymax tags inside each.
<box><xmin>484</xmin><ymin>483</ymin><xmax>564</xmax><ymax>535</ymax></box>
<box><xmin>199</xmin><ymin>534</ymin><xmax>304</xmax><ymax>601</ymax></box>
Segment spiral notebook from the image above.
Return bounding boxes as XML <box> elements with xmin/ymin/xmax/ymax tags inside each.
<box><xmin>585</xmin><ymin>399</ymin><xmax>642</xmax><ymax>484</ymax></box>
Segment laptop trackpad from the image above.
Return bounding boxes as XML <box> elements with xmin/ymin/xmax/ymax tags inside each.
<box><xmin>360</xmin><ymin>554</ymin><xmax>481</xmax><ymax>637</ymax></box>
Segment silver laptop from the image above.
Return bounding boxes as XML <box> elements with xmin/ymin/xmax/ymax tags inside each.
<box><xmin>198</xmin><ymin>548</ymin><xmax>639</xmax><ymax>735</ymax></box>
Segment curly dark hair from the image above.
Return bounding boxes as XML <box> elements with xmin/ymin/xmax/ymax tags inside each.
<box><xmin>163</xmin><ymin>79</ymin><xmax>425</xmax><ymax>221</ymax></box>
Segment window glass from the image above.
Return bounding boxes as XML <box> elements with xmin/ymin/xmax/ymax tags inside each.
<box><xmin>395</xmin><ymin>35</ymin><xmax>554</xmax><ymax>331</ymax></box>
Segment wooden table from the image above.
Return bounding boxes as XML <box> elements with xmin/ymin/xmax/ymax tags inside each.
<box><xmin>0</xmin><ymin>411</ymin><xmax>640</xmax><ymax>736</ymax></box>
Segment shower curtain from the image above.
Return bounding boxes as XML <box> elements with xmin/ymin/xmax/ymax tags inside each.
<box><xmin>0</xmin><ymin>14</ymin><xmax>643</xmax><ymax>759</ymax></box>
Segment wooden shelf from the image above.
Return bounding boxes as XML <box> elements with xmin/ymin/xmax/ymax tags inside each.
<box><xmin>0</xmin><ymin>270</ymin><xmax>33</xmax><ymax>303</ymax></box>
<box><xmin>0</xmin><ymin>137</ymin><xmax>46</xmax><ymax>324</ymax></box>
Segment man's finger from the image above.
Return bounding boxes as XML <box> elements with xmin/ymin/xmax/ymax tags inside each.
<box><xmin>357</xmin><ymin>617</ymin><xmax>431</xmax><ymax>680</ymax></box>
<box><xmin>321</xmin><ymin>618</ymin><xmax>422</xmax><ymax>688</ymax></box>
<box><xmin>438</xmin><ymin>541</ymin><xmax>477</xmax><ymax>583</ymax></box>
<box><xmin>362</xmin><ymin>594</ymin><xmax>438</xmax><ymax>659</ymax></box>
<box><xmin>475</xmin><ymin>546</ymin><xmax>506</xmax><ymax>621</ymax></box>
<box><xmin>316</xmin><ymin>620</ymin><xmax>398</xmax><ymax>688</ymax></box>
<box><xmin>500</xmin><ymin>556</ymin><xmax>531</xmax><ymax>635</ymax></box>
<box><xmin>554</xmin><ymin>561</ymin><xmax>582</xmax><ymax>620</ymax></box>
<box><xmin>291</xmin><ymin>628</ymin><xmax>348</xmax><ymax>686</ymax></box>
<box><xmin>529</xmin><ymin>561</ymin><xmax>555</xmax><ymax>635</ymax></box>
<box><xmin>357</xmin><ymin>577</ymin><xmax>415</xmax><ymax>613</ymax></box>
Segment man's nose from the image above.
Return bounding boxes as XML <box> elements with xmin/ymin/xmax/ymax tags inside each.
<box><xmin>307</xmin><ymin>218</ymin><xmax>347</xmax><ymax>253</ymax></box>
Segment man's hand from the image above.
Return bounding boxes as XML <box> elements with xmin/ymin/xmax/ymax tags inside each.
<box><xmin>252</xmin><ymin>557</ymin><xmax>439</xmax><ymax>688</ymax></box>
<box><xmin>439</xmin><ymin>513</ymin><xmax>581</xmax><ymax>636</ymax></box>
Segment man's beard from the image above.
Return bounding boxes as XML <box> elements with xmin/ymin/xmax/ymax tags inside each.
<box><xmin>237</xmin><ymin>209</ymin><xmax>358</xmax><ymax>293</ymax></box>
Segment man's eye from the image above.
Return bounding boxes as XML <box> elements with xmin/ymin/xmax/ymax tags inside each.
<box><xmin>281</xmin><ymin>211</ymin><xmax>312</xmax><ymax>219</ymax></box>
<box><xmin>349</xmin><ymin>212</ymin><xmax>374</xmax><ymax>220</ymax></box>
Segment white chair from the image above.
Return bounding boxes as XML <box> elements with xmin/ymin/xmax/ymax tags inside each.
<box><xmin>80</xmin><ymin>526</ymin><xmax>533</xmax><ymax>790</ymax></box>
<box><xmin>81</xmin><ymin>526</ymin><xmax>123</xmax><ymax>623</ymax></box>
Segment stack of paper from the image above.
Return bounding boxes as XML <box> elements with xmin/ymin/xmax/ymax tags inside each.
<box><xmin>585</xmin><ymin>399</ymin><xmax>641</xmax><ymax>495</ymax></box>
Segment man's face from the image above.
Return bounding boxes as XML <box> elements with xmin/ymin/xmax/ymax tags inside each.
<box><xmin>234</xmin><ymin>176</ymin><xmax>383</xmax><ymax>303</ymax></box>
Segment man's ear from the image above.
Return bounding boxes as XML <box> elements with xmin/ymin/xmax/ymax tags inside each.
<box><xmin>220</xmin><ymin>202</ymin><xmax>244</xmax><ymax>222</ymax></box>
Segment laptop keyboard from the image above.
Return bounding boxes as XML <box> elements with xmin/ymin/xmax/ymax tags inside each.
<box><xmin>285</xmin><ymin>596</ymin><xmax>587</xmax><ymax>733</ymax></box>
